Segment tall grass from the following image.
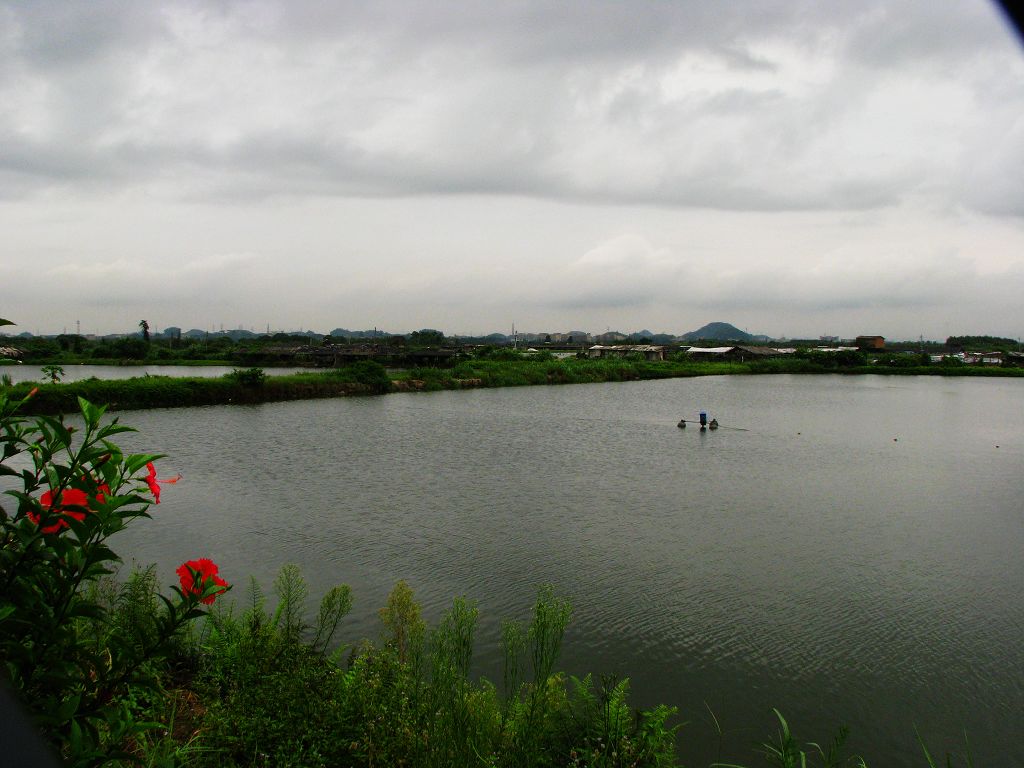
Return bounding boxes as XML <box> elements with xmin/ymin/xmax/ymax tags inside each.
<box><xmin>76</xmin><ymin>564</ymin><xmax>982</xmax><ymax>767</ymax></box>
<box><xmin>121</xmin><ymin>567</ymin><xmax>679</xmax><ymax>767</ymax></box>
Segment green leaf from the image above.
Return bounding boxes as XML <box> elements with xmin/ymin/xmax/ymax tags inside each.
<box><xmin>77</xmin><ymin>397</ymin><xmax>106</xmax><ymax>428</ymax></box>
<box><xmin>0</xmin><ymin>318</ymin><xmax>14</xmax><ymax>327</ymax></box>
<box><xmin>66</xmin><ymin>602</ymin><xmax>105</xmax><ymax>620</ymax></box>
<box><xmin>56</xmin><ymin>693</ymin><xmax>82</xmax><ymax>723</ymax></box>
<box><xmin>125</xmin><ymin>453</ymin><xmax>163</xmax><ymax>475</ymax></box>
<box><xmin>69</xmin><ymin>717</ymin><xmax>82</xmax><ymax>754</ymax></box>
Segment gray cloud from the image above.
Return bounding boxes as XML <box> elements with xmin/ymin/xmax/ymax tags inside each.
<box><xmin>1</xmin><ymin>0</ymin><xmax>1020</xmax><ymax>213</ymax></box>
<box><xmin>1</xmin><ymin>1</ymin><xmax>1022</xmax><ymax>339</ymax></box>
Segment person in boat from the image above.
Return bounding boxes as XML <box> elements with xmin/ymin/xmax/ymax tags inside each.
<box><xmin>709</xmin><ymin>418</ymin><xmax>719</xmax><ymax>430</ymax></box>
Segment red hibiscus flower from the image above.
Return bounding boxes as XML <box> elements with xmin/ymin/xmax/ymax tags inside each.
<box><xmin>145</xmin><ymin>462</ymin><xmax>181</xmax><ymax>505</ymax></box>
<box><xmin>29</xmin><ymin>482</ymin><xmax>109</xmax><ymax>533</ymax></box>
<box><xmin>176</xmin><ymin>558</ymin><xmax>229</xmax><ymax>605</ymax></box>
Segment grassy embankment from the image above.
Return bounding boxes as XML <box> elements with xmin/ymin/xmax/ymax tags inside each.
<box><xmin>4</xmin><ymin>356</ymin><xmax>1021</xmax><ymax>414</ymax></box>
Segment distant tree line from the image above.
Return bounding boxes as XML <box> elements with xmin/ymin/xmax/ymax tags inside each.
<box><xmin>945</xmin><ymin>335</ymin><xmax>1020</xmax><ymax>351</ymax></box>
<box><xmin>0</xmin><ymin>327</ymin><xmax>462</xmax><ymax>364</ymax></box>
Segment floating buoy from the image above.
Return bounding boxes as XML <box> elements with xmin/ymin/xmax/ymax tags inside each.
<box><xmin>677</xmin><ymin>419</ymin><xmax>686</xmax><ymax>429</ymax></box>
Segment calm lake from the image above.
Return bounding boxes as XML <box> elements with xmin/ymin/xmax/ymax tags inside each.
<box><xmin>82</xmin><ymin>375</ymin><xmax>1024</xmax><ymax>765</ymax></box>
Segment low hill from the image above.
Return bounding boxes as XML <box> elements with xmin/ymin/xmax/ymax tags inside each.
<box><xmin>681</xmin><ymin>322</ymin><xmax>755</xmax><ymax>342</ymax></box>
<box><xmin>628</xmin><ymin>330</ymin><xmax>677</xmax><ymax>344</ymax></box>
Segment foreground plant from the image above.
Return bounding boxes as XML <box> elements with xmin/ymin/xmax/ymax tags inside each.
<box><xmin>0</xmin><ymin>390</ymin><xmax>230</xmax><ymax>766</ymax></box>
<box><xmin>714</xmin><ymin>709</ymin><xmax>866</xmax><ymax>768</ymax></box>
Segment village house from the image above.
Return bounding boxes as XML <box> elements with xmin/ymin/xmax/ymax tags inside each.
<box><xmin>587</xmin><ymin>344</ymin><xmax>666</xmax><ymax>361</ymax></box>
<box><xmin>962</xmin><ymin>351</ymin><xmax>1003</xmax><ymax>365</ymax></box>
<box><xmin>855</xmin><ymin>335</ymin><xmax>885</xmax><ymax>350</ymax></box>
<box><xmin>685</xmin><ymin>346</ymin><xmax>790</xmax><ymax>362</ymax></box>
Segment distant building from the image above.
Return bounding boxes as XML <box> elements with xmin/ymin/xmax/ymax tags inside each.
<box><xmin>595</xmin><ymin>331</ymin><xmax>628</xmax><ymax>344</ymax></box>
<box><xmin>684</xmin><ymin>346</ymin><xmax>735</xmax><ymax>360</ymax></box>
<box><xmin>588</xmin><ymin>344</ymin><xmax>665</xmax><ymax>361</ymax></box>
<box><xmin>963</xmin><ymin>351</ymin><xmax>1003</xmax><ymax>365</ymax></box>
<box><xmin>855</xmin><ymin>335</ymin><xmax>885</xmax><ymax>350</ymax></box>
<box><xmin>547</xmin><ymin>331</ymin><xmax>592</xmax><ymax>344</ymax></box>
<box><xmin>685</xmin><ymin>346</ymin><xmax>791</xmax><ymax>361</ymax></box>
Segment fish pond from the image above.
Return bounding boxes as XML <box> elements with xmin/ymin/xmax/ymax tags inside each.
<box><xmin>102</xmin><ymin>374</ymin><xmax>1023</xmax><ymax>766</ymax></box>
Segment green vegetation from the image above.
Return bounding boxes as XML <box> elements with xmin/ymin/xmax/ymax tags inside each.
<box><xmin>3</xmin><ymin>352</ymin><xmax>1021</xmax><ymax>416</ymax></box>
<box><xmin>223</xmin><ymin>367</ymin><xmax>267</xmax><ymax>387</ymax></box>
<box><xmin>0</xmin><ymin>327</ymin><xmax>435</xmax><ymax>367</ymax></box>
<box><xmin>0</xmin><ymin>393</ymin><xmax>229</xmax><ymax>766</ymax></box>
<box><xmin>170</xmin><ymin>572</ymin><xmax>683</xmax><ymax>768</ymax></box>
<box><xmin>41</xmin><ymin>363</ymin><xmax>66</xmax><ymax>383</ymax></box>
<box><xmin>945</xmin><ymin>334</ymin><xmax>1020</xmax><ymax>351</ymax></box>
<box><xmin>3</xmin><ymin>370</ymin><xmax>377</xmax><ymax>415</ymax></box>
<box><xmin>319</xmin><ymin>359</ymin><xmax>393</xmax><ymax>394</ymax></box>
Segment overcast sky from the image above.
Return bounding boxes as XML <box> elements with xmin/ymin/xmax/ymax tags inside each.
<box><xmin>1</xmin><ymin>1</ymin><xmax>1022</xmax><ymax>340</ymax></box>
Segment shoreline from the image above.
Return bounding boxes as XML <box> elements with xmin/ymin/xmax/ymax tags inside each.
<box><xmin>5</xmin><ymin>358</ymin><xmax>1022</xmax><ymax>415</ymax></box>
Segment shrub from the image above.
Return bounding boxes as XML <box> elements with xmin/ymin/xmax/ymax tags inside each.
<box><xmin>224</xmin><ymin>367</ymin><xmax>266</xmax><ymax>386</ymax></box>
<box><xmin>194</xmin><ymin>566</ymin><xmax>352</xmax><ymax>766</ymax></box>
<box><xmin>350</xmin><ymin>360</ymin><xmax>392</xmax><ymax>394</ymax></box>
<box><xmin>0</xmin><ymin>392</ymin><xmax>231</xmax><ymax>765</ymax></box>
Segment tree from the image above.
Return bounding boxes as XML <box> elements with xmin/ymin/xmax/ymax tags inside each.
<box><xmin>56</xmin><ymin>334</ymin><xmax>84</xmax><ymax>354</ymax></box>
<box><xmin>113</xmin><ymin>337</ymin><xmax>149</xmax><ymax>360</ymax></box>
<box><xmin>409</xmin><ymin>329</ymin><xmax>446</xmax><ymax>346</ymax></box>
<box><xmin>40</xmin><ymin>364</ymin><xmax>64</xmax><ymax>383</ymax></box>
<box><xmin>139</xmin><ymin>320</ymin><xmax>150</xmax><ymax>343</ymax></box>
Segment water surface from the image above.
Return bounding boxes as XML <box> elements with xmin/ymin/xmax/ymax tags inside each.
<box><xmin>86</xmin><ymin>375</ymin><xmax>1024</xmax><ymax>765</ymax></box>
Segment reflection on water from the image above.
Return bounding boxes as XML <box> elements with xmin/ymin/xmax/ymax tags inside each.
<box><xmin>96</xmin><ymin>375</ymin><xmax>1024</xmax><ymax>765</ymax></box>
